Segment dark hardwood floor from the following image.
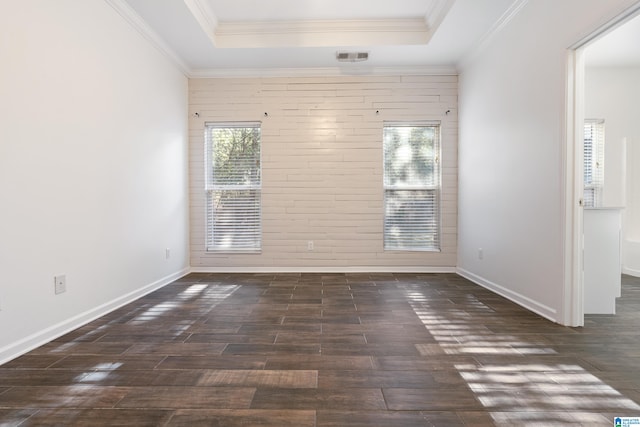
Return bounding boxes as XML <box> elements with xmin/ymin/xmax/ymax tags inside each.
<box><xmin>1</xmin><ymin>273</ymin><xmax>639</xmax><ymax>426</ymax></box>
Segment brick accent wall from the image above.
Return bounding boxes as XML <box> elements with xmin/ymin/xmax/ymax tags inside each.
<box><xmin>189</xmin><ymin>75</ymin><xmax>457</xmax><ymax>270</ymax></box>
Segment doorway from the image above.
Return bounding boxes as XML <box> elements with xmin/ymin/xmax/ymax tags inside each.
<box><xmin>566</xmin><ymin>5</ymin><xmax>640</xmax><ymax>326</ymax></box>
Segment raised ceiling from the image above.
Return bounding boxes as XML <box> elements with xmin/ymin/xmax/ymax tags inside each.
<box><xmin>111</xmin><ymin>0</ymin><xmax>525</xmax><ymax>76</ymax></box>
<box><xmin>109</xmin><ymin>1</ymin><xmax>640</xmax><ymax>77</ymax></box>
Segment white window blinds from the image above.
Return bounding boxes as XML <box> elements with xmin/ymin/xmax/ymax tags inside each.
<box><xmin>205</xmin><ymin>123</ymin><xmax>261</xmax><ymax>252</ymax></box>
<box><xmin>584</xmin><ymin>120</ymin><xmax>605</xmax><ymax>208</ymax></box>
<box><xmin>383</xmin><ymin>123</ymin><xmax>441</xmax><ymax>251</ymax></box>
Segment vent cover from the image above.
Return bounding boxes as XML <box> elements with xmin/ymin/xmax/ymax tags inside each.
<box><xmin>336</xmin><ymin>51</ymin><xmax>369</xmax><ymax>62</ymax></box>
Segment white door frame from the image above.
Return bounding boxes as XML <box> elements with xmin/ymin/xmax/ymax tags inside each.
<box><xmin>563</xmin><ymin>2</ymin><xmax>640</xmax><ymax>327</ymax></box>
<box><xmin>563</xmin><ymin>47</ymin><xmax>585</xmax><ymax>327</ymax></box>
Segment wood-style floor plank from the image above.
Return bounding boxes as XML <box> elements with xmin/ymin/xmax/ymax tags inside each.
<box><xmin>115</xmin><ymin>386</ymin><xmax>256</xmax><ymax>409</ymax></box>
<box><xmin>1</xmin><ymin>273</ymin><xmax>639</xmax><ymax>426</ymax></box>
<box><xmin>166</xmin><ymin>409</ymin><xmax>316</xmax><ymax>427</ymax></box>
<box><xmin>19</xmin><ymin>409</ymin><xmax>173</xmax><ymax>426</ymax></box>
<box><xmin>197</xmin><ymin>370</ymin><xmax>318</xmax><ymax>388</ymax></box>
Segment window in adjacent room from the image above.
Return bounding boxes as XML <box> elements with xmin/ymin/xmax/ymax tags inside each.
<box><xmin>583</xmin><ymin>119</ymin><xmax>605</xmax><ymax>208</ymax></box>
<box><xmin>205</xmin><ymin>122</ymin><xmax>261</xmax><ymax>252</ymax></box>
<box><xmin>383</xmin><ymin>122</ymin><xmax>441</xmax><ymax>251</ymax></box>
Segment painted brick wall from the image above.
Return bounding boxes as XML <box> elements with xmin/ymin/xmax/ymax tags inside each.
<box><xmin>189</xmin><ymin>75</ymin><xmax>457</xmax><ymax>271</ymax></box>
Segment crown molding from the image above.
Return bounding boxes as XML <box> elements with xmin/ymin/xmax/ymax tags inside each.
<box><xmin>183</xmin><ymin>0</ymin><xmax>219</xmax><ymax>46</ymax></box>
<box><xmin>106</xmin><ymin>0</ymin><xmax>462</xmax><ymax>79</ymax></box>
<box><xmin>425</xmin><ymin>0</ymin><xmax>456</xmax><ymax>34</ymax></box>
<box><xmin>457</xmin><ymin>0</ymin><xmax>529</xmax><ymax>71</ymax></box>
<box><xmin>214</xmin><ymin>18</ymin><xmax>430</xmax><ymax>48</ymax></box>
<box><xmin>570</xmin><ymin>0</ymin><xmax>640</xmax><ymax>50</ymax></box>
<box><xmin>188</xmin><ymin>65</ymin><xmax>458</xmax><ymax>79</ymax></box>
<box><xmin>217</xmin><ymin>18</ymin><xmax>427</xmax><ymax>35</ymax></box>
<box><xmin>104</xmin><ymin>0</ymin><xmax>191</xmax><ymax>75</ymax></box>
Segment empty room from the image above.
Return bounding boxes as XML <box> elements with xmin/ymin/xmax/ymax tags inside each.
<box><xmin>1</xmin><ymin>0</ymin><xmax>640</xmax><ymax>425</ymax></box>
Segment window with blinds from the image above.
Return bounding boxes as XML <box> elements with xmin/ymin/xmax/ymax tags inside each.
<box><xmin>205</xmin><ymin>123</ymin><xmax>261</xmax><ymax>252</ymax></box>
<box><xmin>584</xmin><ymin>119</ymin><xmax>605</xmax><ymax>208</ymax></box>
<box><xmin>383</xmin><ymin>122</ymin><xmax>441</xmax><ymax>251</ymax></box>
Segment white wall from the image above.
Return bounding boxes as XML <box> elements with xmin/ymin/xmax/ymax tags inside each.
<box><xmin>585</xmin><ymin>66</ymin><xmax>640</xmax><ymax>275</ymax></box>
<box><xmin>585</xmin><ymin>67</ymin><xmax>640</xmax><ymax>231</ymax></box>
<box><xmin>189</xmin><ymin>75</ymin><xmax>458</xmax><ymax>271</ymax></box>
<box><xmin>458</xmin><ymin>0</ymin><xmax>638</xmax><ymax>323</ymax></box>
<box><xmin>0</xmin><ymin>0</ymin><xmax>190</xmax><ymax>363</ymax></box>
<box><xmin>585</xmin><ymin>68</ymin><xmax>640</xmax><ymax>211</ymax></box>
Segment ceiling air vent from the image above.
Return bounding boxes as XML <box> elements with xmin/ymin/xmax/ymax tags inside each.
<box><xmin>336</xmin><ymin>51</ymin><xmax>369</xmax><ymax>62</ymax></box>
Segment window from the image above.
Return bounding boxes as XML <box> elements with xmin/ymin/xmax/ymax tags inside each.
<box><xmin>205</xmin><ymin>123</ymin><xmax>261</xmax><ymax>252</ymax></box>
<box><xmin>383</xmin><ymin>122</ymin><xmax>441</xmax><ymax>251</ymax></box>
<box><xmin>584</xmin><ymin>119</ymin><xmax>605</xmax><ymax>208</ymax></box>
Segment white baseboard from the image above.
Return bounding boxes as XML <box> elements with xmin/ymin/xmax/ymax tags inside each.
<box><xmin>0</xmin><ymin>267</ymin><xmax>190</xmax><ymax>365</ymax></box>
<box><xmin>189</xmin><ymin>266</ymin><xmax>457</xmax><ymax>274</ymax></box>
<box><xmin>456</xmin><ymin>267</ymin><xmax>558</xmax><ymax>323</ymax></box>
<box><xmin>622</xmin><ymin>266</ymin><xmax>640</xmax><ymax>278</ymax></box>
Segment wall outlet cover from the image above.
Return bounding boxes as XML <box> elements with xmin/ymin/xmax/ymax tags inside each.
<box><xmin>54</xmin><ymin>275</ymin><xmax>66</xmax><ymax>294</ymax></box>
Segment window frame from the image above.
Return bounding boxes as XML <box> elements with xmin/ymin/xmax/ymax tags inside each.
<box><xmin>382</xmin><ymin>121</ymin><xmax>442</xmax><ymax>252</ymax></box>
<box><xmin>204</xmin><ymin>121</ymin><xmax>262</xmax><ymax>253</ymax></box>
<box><xmin>583</xmin><ymin>119</ymin><xmax>605</xmax><ymax>208</ymax></box>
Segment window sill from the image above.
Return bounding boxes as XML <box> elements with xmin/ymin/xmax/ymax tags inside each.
<box><xmin>206</xmin><ymin>249</ymin><xmax>262</xmax><ymax>254</ymax></box>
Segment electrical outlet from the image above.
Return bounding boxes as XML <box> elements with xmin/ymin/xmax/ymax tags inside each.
<box><xmin>478</xmin><ymin>248</ymin><xmax>484</xmax><ymax>260</ymax></box>
<box><xmin>165</xmin><ymin>248</ymin><xmax>171</xmax><ymax>259</ymax></box>
<box><xmin>54</xmin><ymin>275</ymin><xmax>66</xmax><ymax>294</ymax></box>
<box><xmin>307</xmin><ymin>241</ymin><xmax>314</xmax><ymax>251</ymax></box>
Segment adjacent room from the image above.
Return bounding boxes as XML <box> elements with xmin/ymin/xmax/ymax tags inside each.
<box><xmin>1</xmin><ymin>0</ymin><xmax>639</xmax><ymax>425</ymax></box>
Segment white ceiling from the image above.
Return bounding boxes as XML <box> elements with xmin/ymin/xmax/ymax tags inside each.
<box><xmin>116</xmin><ymin>0</ymin><xmax>523</xmax><ymax>76</ymax></box>
<box><xmin>113</xmin><ymin>0</ymin><xmax>640</xmax><ymax>77</ymax></box>
<box><xmin>211</xmin><ymin>0</ymin><xmax>435</xmax><ymax>21</ymax></box>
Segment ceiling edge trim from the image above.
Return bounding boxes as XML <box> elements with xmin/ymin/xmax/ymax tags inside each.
<box><xmin>214</xmin><ymin>19</ymin><xmax>429</xmax><ymax>48</ymax></box>
<box><xmin>457</xmin><ymin>0</ymin><xmax>529</xmax><ymax>71</ymax></box>
<box><xmin>183</xmin><ymin>0</ymin><xmax>219</xmax><ymax>46</ymax></box>
<box><xmin>216</xmin><ymin>18</ymin><xmax>427</xmax><ymax>34</ymax></box>
<box><xmin>103</xmin><ymin>0</ymin><xmax>191</xmax><ymax>75</ymax></box>
<box><xmin>570</xmin><ymin>0</ymin><xmax>640</xmax><ymax>50</ymax></box>
<box><xmin>425</xmin><ymin>0</ymin><xmax>456</xmax><ymax>34</ymax></box>
<box><xmin>188</xmin><ymin>66</ymin><xmax>458</xmax><ymax>79</ymax></box>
